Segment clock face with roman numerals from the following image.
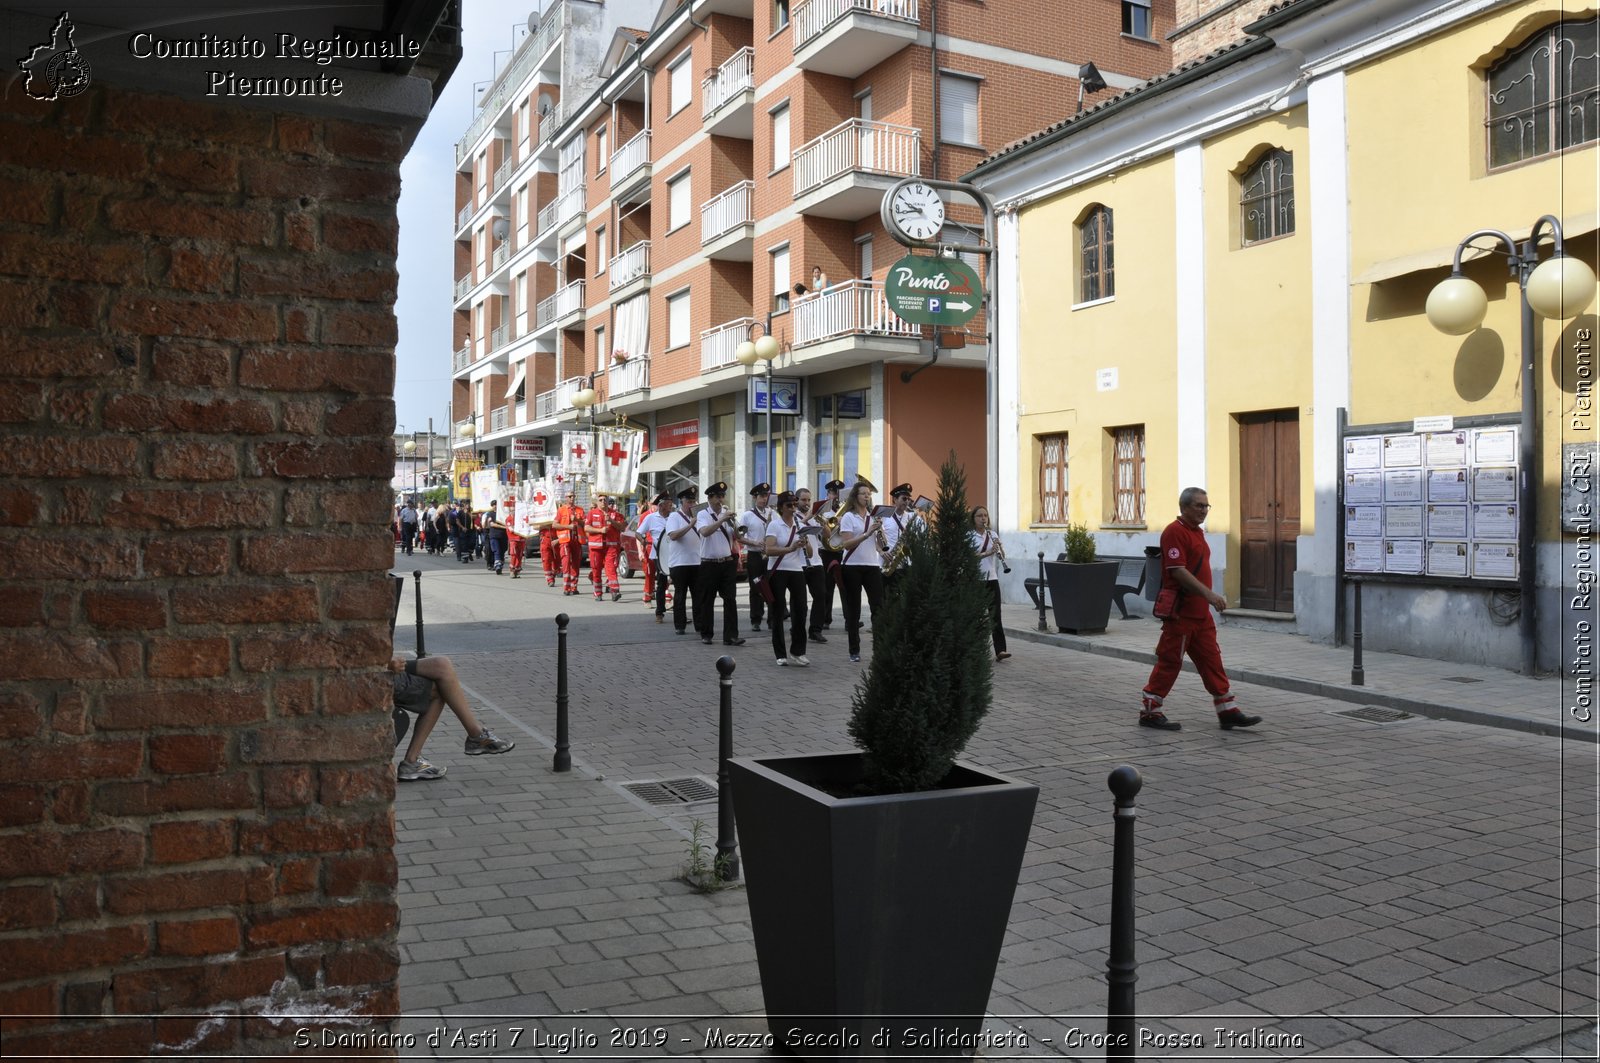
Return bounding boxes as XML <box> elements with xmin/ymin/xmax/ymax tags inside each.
<box><xmin>888</xmin><ymin>182</ymin><xmax>945</xmax><ymax>242</ymax></box>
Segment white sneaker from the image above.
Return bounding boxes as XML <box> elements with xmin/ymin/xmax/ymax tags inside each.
<box><xmin>397</xmin><ymin>758</ymin><xmax>446</xmax><ymax>781</ymax></box>
<box><xmin>789</xmin><ymin>655</ymin><xmax>810</xmax><ymax>667</ymax></box>
<box><xmin>775</xmin><ymin>657</ymin><xmax>788</xmax><ymax>666</ymax></box>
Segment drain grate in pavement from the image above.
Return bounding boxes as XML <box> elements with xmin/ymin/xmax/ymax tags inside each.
<box><xmin>621</xmin><ymin>777</ymin><xmax>719</xmax><ymax>805</ymax></box>
<box><xmin>1440</xmin><ymin>676</ymin><xmax>1483</xmax><ymax>684</ymax></box>
<box><xmin>1337</xmin><ymin>705</ymin><xmax>1414</xmax><ymax>723</ymax></box>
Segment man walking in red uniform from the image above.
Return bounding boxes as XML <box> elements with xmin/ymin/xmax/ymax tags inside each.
<box><xmin>505</xmin><ymin>498</ymin><xmax>526</xmax><ymax>578</ymax></box>
<box><xmin>585</xmin><ymin>495</ymin><xmax>626</xmax><ymax>600</ymax></box>
<box><xmin>1139</xmin><ymin>487</ymin><xmax>1263</xmax><ymax>732</ymax></box>
<box><xmin>539</xmin><ymin>523</ymin><xmax>561</xmax><ymax>586</ymax></box>
<box><xmin>601</xmin><ymin>496</ymin><xmax>626</xmax><ymax>600</ymax></box>
<box><xmin>556</xmin><ymin>492</ymin><xmax>584</xmax><ymax>595</ymax></box>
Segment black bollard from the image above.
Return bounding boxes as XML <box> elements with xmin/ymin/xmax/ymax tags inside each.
<box><xmin>1036</xmin><ymin>551</ymin><xmax>1049</xmax><ymax>632</ymax></box>
<box><xmin>1351</xmin><ymin>581</ymin><xmax>1365</xmax><ymax>687</ymax></box>
<box><xmin>553</xmin><ymin>613</ymin><xmax>571</xmax><ymax>772</ymax></box>
<box><xmin>412</xmin><ymin>570</ymin><xmax>426</xmax><ymax>658</ymax></box>
<box><xmin>715</xmin><ymin>655</ymin><xmax>740</xmax><ymax>881</ymax></box>
<box><xmin>1106</xmin><ymin>765</ymin><xmax>1142</xmax><ymax>1058</ymax></box>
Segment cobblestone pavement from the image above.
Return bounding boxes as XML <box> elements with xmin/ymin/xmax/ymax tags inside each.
<box><xmin>390</xmin><ymin>552</ymin><xmax>1598</xmax><ymax>1061</ymax></box>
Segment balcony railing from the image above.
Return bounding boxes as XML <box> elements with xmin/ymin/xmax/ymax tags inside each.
<box><xmin>453</xmin><ymin>344</ymin><xmax>472</xmax><ymax>372</ymax></box>
<box><xmin>536</xmin><ymin>185</ymin><xmax>585</xmax><ymax>236</ymax></box>
<box><xmin>493</xmin><ymin>243</ymin><xmax>508</xmax><ymax>270</ymax></box>
<box><xmin>535</xmin><ymin>280</ymin><xmax>586</xmax><ymax>330</ymax></box>
<box><xmin>535</xmin><ymin>386</ymin><xmax>558</xmax><ymax>421</ymax></box>
<box><xmin>701</xmin><ymin>317</ymin><xmax>755</xmax><ymax>373</ymax></box>
<box><xmin>609</xmin><ymin>355</ymin><xmax>650</xmax><ymax>397</ymax></box>
<box><xmin>611</xmin><ymin>242</ymin><xmax>651</xmax><ymax>287</ymax></box>
<box><xmin>609</xmin><ymin>130</ymin><xmax>651</xmax><ymax>185</ymax></box>
<box><xmin>793</xmin><ymin>279</ymin><xmax>920</xmax><ymax>345</ymax></box>
<box><xmin>702</xmin><ymin>47</ymin><xmax>754</xmax><ymax>118</ymax></box>
<box><xmin>490</xmin><ymin>324</ymin><xmax>508</xmax><ymax>351</ymax></box>
<box><xmin>701</xmin><ymin>181</ymin><xmax>754</xmax><ymax>244</ymax></box>
<box><xmin>493</xmin><ymin>155</ymin><xmax>514</xmax><ymax>192</ymax></box>
<box><xmin>454</xmin><ymin>274</ymin><xmax>471</xmax><ymax>300</ymax></box>
<box><xmin>492</xmin><ymin>405</ymin><xmax>509</xmax><ymax>432</ymax></box>
<box><xmin>457</xmin><ymin>201</ymin><xmax>473</xmax><ymax>229</ymax></box>
<box><xmin>793</xmin><ymin>0</ymin><xmax>918</xmax><ymax>49</ymax></box>
<box><xmin>456</xmin><ymin>6</ymin><xmax>565</xmax><ymax>164</ymax></box>
<box><xmin>793</xmin><ymin>118</ymin><xmax>921</xmax><ymax>197</ymax></box>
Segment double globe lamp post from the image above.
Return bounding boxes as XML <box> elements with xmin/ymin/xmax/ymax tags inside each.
<box><xmin>736</xmin><ymin>326</ymin><xmax>782</xmax><ymax>486</ymax></box>
<box><xmin>1423</xmin><ymin>215</ymin><xmax>1596</xmax><ymax>675</ymax></box>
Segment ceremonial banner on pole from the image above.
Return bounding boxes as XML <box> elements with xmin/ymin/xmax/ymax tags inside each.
<box><xmin>562</xmin><ymin>431</ymin><xmax>595</xmax><ymax>479</ymax></box>
<box><xmin>520</xmin><ymin>478</ymin><xmax>558</xmax><ymax>529</ymax></box>
<box><xmin>546</xmin><ymin>458</ymin><xmax>566</xmax><ymax>495</ymax></box>
<box><xmin>468</xmin><ymin>469</ymin><xmax>499</xmax><ymax>510</ymax></box>
<box><xmin>595</xmin><ymin>428</ymin><xmax>644</xmax><ymax>495</ymax></box>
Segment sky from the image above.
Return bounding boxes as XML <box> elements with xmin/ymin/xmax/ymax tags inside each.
<box><xmin>393</xmin><ymin>0</ymin><xmax>543</xmax><ymax>441</ymax></box>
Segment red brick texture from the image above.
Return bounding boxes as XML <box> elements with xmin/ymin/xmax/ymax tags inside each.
<box><xmin>0</xmin><ymin>82</ymin><xmax>414</xmax><ymax>1056</ymax></box>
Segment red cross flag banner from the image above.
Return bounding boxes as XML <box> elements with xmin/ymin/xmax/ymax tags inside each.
<box><xmin>595</xmin><ymin>428</ymin><xmax>644</xmax><ymax>495</ymax></box>
<box><xmin>520</xmin><ymin>478</ymin><xmax>557</xmax><ymax>529</ymax></box>
<box><xmin>563</xmin><ymin>431</ymin><xmax>595</xmax><ymax>478</ymax></box>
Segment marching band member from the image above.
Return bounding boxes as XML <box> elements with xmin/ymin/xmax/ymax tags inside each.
<box><xmin>971</xmin><ymin>506</ymin><xmax>1011</xmax><ymax>661</ymax></box>
<box><xmin>484</xmin><ymin>501</ymin><xmax>509</xmax><ymax>575</ymax></box>
<box><xmin>835</xmin><ymin>480</ymin><xmax>885</xmax><ymax>663</ymax></box>
<box><xmin>555</xmin><ymin>491</ymin><xmax>584</xmax><ymax>595</ymax></box>
<box><xmin>694</xmin><ymin>482</ymin><xmax>745</xmax><ymax>646</ymax></box>
<box><xmin>663</xmin><ymin>487</ymin><xmax>701</xmax><ymax>635</ymax></box>
<box><xmin>795</xmin><ymin>488</ymin><xmax>829</xmax><ymax>645</ymax></box>
<box><xmin>739</xmin><ymin>483</ymin><xmax>774</xmax><ymax>632</ymax></box>
<box><xmin>814</xmin><ymin>478</ymin><xmax>846</xmax><ymax>630</ymax></box>
<box><xmin>637</xmin><ymin>494</ymin><xmax>673</xmax><ymax>620</ymax></box>
<box><xmin>880</xmin><ymin>483</ymin><xmax>920</xmax><ymax>590</ymax></box>
<box><xmin>763</xmin><ymin>490</ymin><xmax>811</xmax><ymax>667</ymax></box>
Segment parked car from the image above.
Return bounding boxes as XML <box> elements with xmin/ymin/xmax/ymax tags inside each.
<box><xmin>618</xmin><ymin>516</ymin><xmax>647</xmax><ymax>579</ymax></box>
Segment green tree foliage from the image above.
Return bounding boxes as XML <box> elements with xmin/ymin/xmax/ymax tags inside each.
<box><xmin>847</xmin><ymin>453</ymin><xmax>993</xmax><ymax>793</ymax></box>
<box><xmin>1063</xmin><ymin>521</ymin><xmax>1098</xmax><ymax>564</ymax></box>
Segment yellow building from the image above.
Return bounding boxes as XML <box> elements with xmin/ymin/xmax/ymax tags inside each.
<box><xmin>970</xmin><ymin>0</ymin><xmax>1597</xmax><ymax>673</ymax></box>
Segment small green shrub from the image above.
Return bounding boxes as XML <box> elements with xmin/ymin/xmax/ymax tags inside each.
<box><xmin>1063</xmin><ymin>521</ymin><xmax>1098</xmax><ymax>564</ymax></box>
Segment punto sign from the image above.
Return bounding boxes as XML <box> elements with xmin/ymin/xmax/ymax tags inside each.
<box><xmin>883</xmin><ymin>254</ymin><xmax>983</xmax><ymax>326</ymax></box>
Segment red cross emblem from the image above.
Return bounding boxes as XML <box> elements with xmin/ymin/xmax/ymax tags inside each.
<box><xmin>570</xmin><ymin>441</ymin><xmax>587</xmax><ymax>461</ymax></box>
<box><xmin>603</xmin><ymin>440</ymin><xmax>629</xmax><ymax>467</ymax></box>
<box><xmin>532</xmin><ymin>490</ymin><xmax>548</xmax><ymax>506</ymax></box>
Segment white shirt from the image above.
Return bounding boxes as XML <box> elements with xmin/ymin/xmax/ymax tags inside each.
<box><xmin>881</xmin><ymin>508</ymin><xmax>922</xmax><ymax>566</ymax></box>
<box><xmin>662</xmin><ymin>508</ymin><xmax>700</xmax><ymax>569</ymax></box>
<box><xmin>637</xmin><ymin>511</ymin><xmax>669</xmax><ymax>562</ymax></box>
<box><xmin>740</xmin><ymin>506</ymin><xmax>771</xmax><ymax>552</ymax></box>
<box><xmin>971</xmin><ymin>529</ymin><xmax>1001</xmax><ymax>581</ymax></box>
<box><xmin>765</xmin><ymin>514</ymin><xmax>808</xmax><ymax>573</ymax></box>
<box><xmin>839</xmin><ymin>510</ymin><xmax>881</xmax><ymax>567</ymax></box>
<box><xmin>696</xmin><ymin>505</ymin><xmax>736</xmax><ymax>560</ymax></box>
<box><xmin>796</xmin><ymin>509</ymin><xmax>823</xmax><ymax>567</ymax></box>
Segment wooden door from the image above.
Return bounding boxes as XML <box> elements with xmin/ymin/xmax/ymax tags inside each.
<box><xmin>1238</xmin><ymin>411</ymin><xmax>1300</xmax><ymax>612</ymax></box>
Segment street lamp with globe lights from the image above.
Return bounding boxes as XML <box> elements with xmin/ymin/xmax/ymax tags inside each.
<box><xmin>403</xmin><ymin>437</ymin><xmax>418</xmax><ymax>502</ymax></box>
<box><xmin>1424</xmin><ymin>215</ymin><xmax>1596</xmax><ymax>675</ymax></box>
<box><xmin>736</xmin><ymin>325</ymin><xmax>783</xmax><ymax>488</ymax></box>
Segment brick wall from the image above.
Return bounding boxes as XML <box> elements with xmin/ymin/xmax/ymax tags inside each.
<box><xmin>0</xmin><ymin>78</ymin><xmax>419</xmax><ymax>1056</ymax></box>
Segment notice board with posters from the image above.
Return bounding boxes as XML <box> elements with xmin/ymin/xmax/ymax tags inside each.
<box><xmin>1338</xmin><ymin>412</ymin><xmax>1520</xmax><ymax>585</ymax></box>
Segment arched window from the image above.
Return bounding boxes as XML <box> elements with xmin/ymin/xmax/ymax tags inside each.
<box><xmin>1486</xmin><ymin>20</ymin><xmax>1598</xmax><ymax>170</ymax></box>
<box><xmin>1078</xmin><ymin>204</ymin><xmax>1114</xmax><ymax>302</ymax></box>
<box><xmin>1239</xmin><ymin>148</ymin><xmax>1294</xmax><ymax>245</ymax></box>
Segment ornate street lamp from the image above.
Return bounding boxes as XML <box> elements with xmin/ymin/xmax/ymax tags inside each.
<box><xmin>1425</xmin><ymin>215</ymin><xmax>1596</xmax><ymax>674</ymax></box>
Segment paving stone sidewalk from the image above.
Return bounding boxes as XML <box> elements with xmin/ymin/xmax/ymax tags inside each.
<box><xmin>391</xmin><ymin>554</ymin><xmax>1598</xmax><ymax>1060</ymax></box>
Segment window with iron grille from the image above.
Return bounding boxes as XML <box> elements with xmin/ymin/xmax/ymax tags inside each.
<box><xmin>1079</xmin><ymin>205</ymin><xmax>1114</xmax><ymax>302</ymax></box>
<box><xmin>1109</xmin><ymin>425</ymin><xmax>1146</xmax><ymax>525</ymax></box>
<box><xmin>1037</xmin><ymin>434</ymin><xmax>1068</xmax><ymax>524</ymax></box>
<box><xmin>1486</xmin><ymin>20</ymin><xmax>1598</xmax><ymax>170</ymax></box>
<box><xmin>1239</xmin><ymin>149</ymin><xmax>1294</xmax><ymax>245</ymax></box>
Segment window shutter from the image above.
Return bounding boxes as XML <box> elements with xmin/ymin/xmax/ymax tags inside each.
<box><xmin>939</xmin><ymin>75</ymin><xmax>978</xmax><ymax>145</ymax></box>
<box><xmin>671</xmin><ymin>53</ymin><xmax>693</xmax><ymax>113</ymax></box>
<box><xmin>772</xmin><ymin>106</ymin><xmax>790</xmax><ymax>169</ymax></box>
<box><xmin>668</xmin><ymin>291</ymin><xmax>690</xmax><ymax>349</ymax></box>
<box><xmin>670</xmin><ymin>172</ymin><xmax>691</xmax><ymax>230</ymax></box>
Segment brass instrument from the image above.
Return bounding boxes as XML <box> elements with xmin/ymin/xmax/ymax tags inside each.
<box><xmin>816</xmin><ymin>501</ymin><xmax>846</xmax><ymax>552</ymax></box>
<box><xmin>883</xmin><ymin>533</ymin><xmax>908</xmax><ymax>576</ymax></box>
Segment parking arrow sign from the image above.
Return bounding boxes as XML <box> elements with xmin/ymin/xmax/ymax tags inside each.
<box><xmin>882</xmin><ymin>254</ymin><xmax>984</xmax><ymax>327</ymax></box>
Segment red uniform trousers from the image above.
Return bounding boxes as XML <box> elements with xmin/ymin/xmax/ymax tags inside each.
<box><xmin>587</xmin><ymin>538</ymin><xmax>607</xmax><ymax>596</ymax></box>
<box><xmin>602</xmin><ymin>543</ymin><xmax>621</xmax><ymax>595</ymax></box>
<box><xmin>562</xmin><ymin>539</ymin><xmax>583</xmax><ymax>593</ymax></box>
<box><xmin>1141</xmin><ymin>614</ymin><xmax>1236</xmax><ymax>712</ymax></box>
<box><xmin>507</xmin><ymin>533</ymin><xmax>525</xmax><ymax>575</ymax></box>
<box><xmin>540</xmin><ymin>531</ymin><xmax>559</xmax><ymax>585</ymax></box>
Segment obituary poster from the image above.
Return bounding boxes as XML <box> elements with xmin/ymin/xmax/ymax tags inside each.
<box><xmin>1341</xmin><ymin>420</ymin><xmax>1519</xmax><ymax>581</ymax></box>
<box><xmin>1344</xmin><ymin>539</ymin><xmax>1383</xmax><ymax>573</ymax></box>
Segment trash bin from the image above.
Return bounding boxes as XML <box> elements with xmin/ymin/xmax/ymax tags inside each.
<box><xmin>1143</xmin><ymin>546</ymin><xmax>1163</xmax><ymax>603</ymax></box>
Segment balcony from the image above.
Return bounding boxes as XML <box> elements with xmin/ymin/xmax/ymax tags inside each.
<box><xmin>534</xmin><ymin>375</ymin><xmax>593</xmax><ymax>421</ymax></box>
<box><xmin>701</xmin><ymin>48</ymin><xmax>755</xmax><ymax>138</ymax></box>
<box><xmin>535</xmin><ymin>279</ymin><xmax>587</xmax><ymax>334</ymax></box>
<box><xmin>701</xmin><ymin>317</ymin><xmax>755</xmax><ymax>373</ymax></box>
<box><xmin>456</xmin><ymin>200</ymin><xmax>473</xmax><ymax>231</ymax></box>
<box><xmin>610</xmin><ymin>242</ymin><xmax>652</xmax><ymax>300</ymax></box>
<box><xmin>608</xmin><ymin>355</ymin><xmax>650</xmax><ymax>399</ymax></box>
<box><xmin>493</xmin><ymin>155</ymin><xmax>514</xmax><ymax>193</ymax></box>
<box><xmin>492</xmin><ymin>405</ymin><xmax>509</xmax><ymax>432</ymax></box>
<box><xmin>454</xmin><ymin>273</ymin><xmax>472</xmax><ymax>302</ymax></box>
<box><xmin>490</xmin><ymin>323</ymin><xmax>508</xmax><ymax>352</ymax></box>
<box><xmin>609</xmin><ymin>130</ymin><xmax>652</xmax><ymax>203</ymax></box>
<box><xmin>493</xmin><ymin>242</ymin><xmax>509</xmax><ymax>270</ymax></box>
<box><xmin>792</xmin><ymin>118</ymin><xmax>920</xmax><ymax>220</ymax></box>
<box><xmin>792</xmin><ymin>0</ymin><xmax>919</xmax><ymax>77</ymax></box>
<box><xmin>453</xmin><ymin>344</ymin><xmax>472</xmax><ymax>373</ymax></box>
<box><xmin>700</xmin><ymin>181</ymin><xmax>754</xmax><ymax>260</ymax></box>
<box><xmin>793</xmin><ymin>279</ymin><xmax>920</xmax><ymax>346</ymax></box>
<box><xmin>455</xmin><ymin>6</ymin><xmax>565</xmax><ymax>165</ymax></box>
<box><xmin>536</xmin><ymin>185</ymin><xmax>586</xmax><ymax>248</ymax></box>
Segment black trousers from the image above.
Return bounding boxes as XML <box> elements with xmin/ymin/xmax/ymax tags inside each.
<box><xmin>767</xmin><ymin>568</ymin><xmax>808</xmax><ymax>659</ymax></box>
<box><xmin>401</xmin><ymin>522</ymin><xmax>417</xmax><ymax>554</ymax></box>
<box><xmin>840</xmin><ymin>564</ymin><xmax>884</xmax><ymax>656</ymax></box>
<box><xmin>745</xmin><ymin>553</ymin><xmax>768</xmax><ymax>627</ymax></box>
<box><xmin>695</xmin><ymin>559</ymin><xmax>740</xmax><ymax>639</ymax></box>
<box><xmin>985</xmin><ymin>579</ymin><xmax>1008</xmax><ymax>654</ymax></box>
<box><xmin>803</xmin><ymin>565</ymin><xmax>830</xmax><ymax>637</ymax></box>
<box><xmin>670</xmin><ymin>564</ymin><xmax>699</xmax><ymax>633</ymax></box>
<box><xmin>653</xmin><ymin>559</ymin><xmax>669</xmax><ymax>616</ymax></box>
<box><xmin>816</xmin><ymin>548</ymin><xmax>841</xmax><ymax>625</ymax></box>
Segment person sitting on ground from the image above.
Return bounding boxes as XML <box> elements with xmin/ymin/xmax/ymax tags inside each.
<box><xmin>390</xmin><ymin>654</ymin><xmax>515</xmax><ymax>780</ymax></box>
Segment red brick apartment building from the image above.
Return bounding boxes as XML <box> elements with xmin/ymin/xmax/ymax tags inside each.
<box><xmin>452</xmin><ymin>0</ymin><xmax>1172</xmax><ymax>501</ymax></box>
<box><xmin>0</xmin><ymin>1</ymin><xmax>457</xmax><ymax>1055</ymax></box>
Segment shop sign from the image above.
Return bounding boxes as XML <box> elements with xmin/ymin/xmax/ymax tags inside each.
<box><xmin>657</xmin><ymin>418</ymin><xmax>700</xmax><ymax>450</ymax></box>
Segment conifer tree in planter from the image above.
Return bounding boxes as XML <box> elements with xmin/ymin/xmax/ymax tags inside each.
<box><xmin>729</xmin><ymin>454</ymin><xmax>1039</xmax><ymax>1059</ymax></box>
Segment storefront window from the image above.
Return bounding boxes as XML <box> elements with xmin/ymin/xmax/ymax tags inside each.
<box><xmin>750</xmin><ymin>412</ymin><xmax>798</xmax><ymax>491</ymax></box>
<box><xmin>710</xmin><ymin>412</ymin><xmax>736</xmax><ymax>489</ymax></box>
<box><xmin>813</xmin><ymin>389</ymin><xmax>871</xmax><ymax>495</ymax></box>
